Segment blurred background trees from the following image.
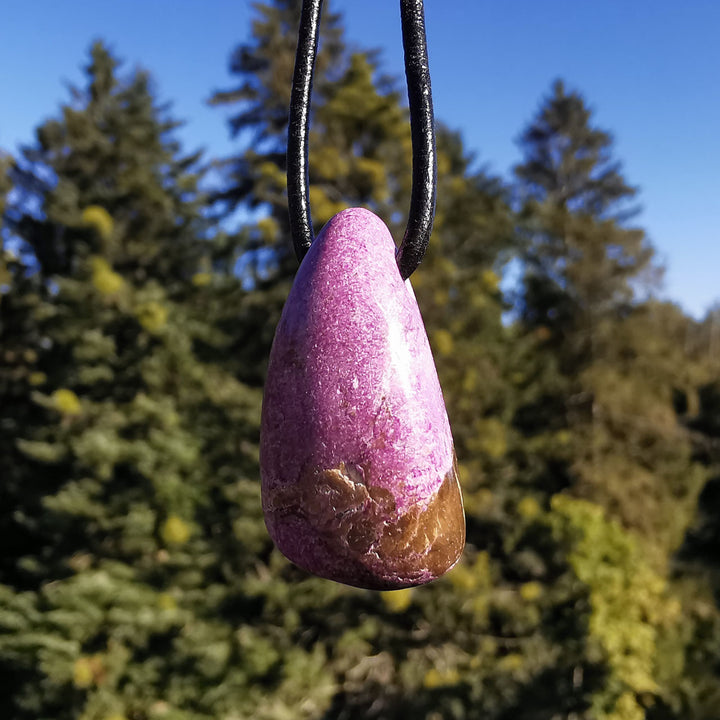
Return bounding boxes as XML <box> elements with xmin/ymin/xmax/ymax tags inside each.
<box><xmin>1</xmin><ymin>1</ymin><xmax>719</xmax><ymax>719</ymax></box>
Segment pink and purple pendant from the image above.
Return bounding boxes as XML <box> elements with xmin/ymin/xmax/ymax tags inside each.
<box><xmin>260</xmin><ymin>208</ymin><xmax>465</xmax><ymax>589</ymax></box>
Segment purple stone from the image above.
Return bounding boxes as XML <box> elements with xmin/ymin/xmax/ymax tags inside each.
<box><xmin>260</xmin><ymin>208</ymin><xmax>465</xmax><ymax>589</ymax></box>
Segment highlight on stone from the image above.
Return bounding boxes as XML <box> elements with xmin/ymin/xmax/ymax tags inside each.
<box><xmin>260</xmin><ymin>208</ymin><xmax>465</xmax><ymax>590</ymax></box>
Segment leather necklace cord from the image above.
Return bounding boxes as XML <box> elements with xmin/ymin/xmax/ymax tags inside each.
<box><xmin>287</xmin><ymin>0</ymin><xmax>437</xmax><ymax>280</ymax></box>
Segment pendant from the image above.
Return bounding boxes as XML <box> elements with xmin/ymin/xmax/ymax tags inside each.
<box><xmin>260</xmin><ymin>208</ymin><xmax>465</xmax><ymax>589</ymax></box>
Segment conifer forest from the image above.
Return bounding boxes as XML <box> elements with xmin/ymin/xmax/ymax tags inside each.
<box><xmin>2</xmin><ymin>2</ymin><xmax>720</xmax><ymax>719</ymax></box>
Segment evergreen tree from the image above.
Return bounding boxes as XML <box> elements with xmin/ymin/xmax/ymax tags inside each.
<box><xmin>510</xmin><ymin>80</ymin><xmax>701</xmax><ymax>548</ymax></box>
<box><xmin>0</xmin><ymin>44</ymin><xmax>271</xmax><ymax>720</ymax></box>
<box><xmin>209</xmin><ymin>0</ymin><xmax>345</xmax><ymax>255</ymax></box>
<box><xmin>514</xmin><ymin>80</ymin><xmax>654</xmax><ymax>355</ymax></box>
<box><xmin>514</xmin><ymin>79</ymin><xmax>637</xmax><ymax>218</ymax></box>
<box><xmin>504</xmin><ymin>80</ymin><xmax>710</xmax><ymax>719</ymax></box>
<box><xmin>9</xmin><ymin>43</ymin><xmax>207</xmax><ymax>292</ymax></box>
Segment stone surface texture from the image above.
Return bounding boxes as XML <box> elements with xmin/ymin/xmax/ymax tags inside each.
<box><xmin>260</xmin><ymin>208</ymin><xmax>465</xmax><ymax>589</ymax></box>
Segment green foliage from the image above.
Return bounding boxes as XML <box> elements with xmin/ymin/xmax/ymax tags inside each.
<box><xmin>0</xmin><ymin>42</ymin><xmax>265</xmax><ymax>720</ymax></box>
<box><xmin>0</xmin><ymin>4</ymin><xmax>718</xmax><ymax>719</ymax></box>
<box><xmin>549</xmin><ymin>495</ymin><xmax>680</xmax><ymax>720</ymax></box>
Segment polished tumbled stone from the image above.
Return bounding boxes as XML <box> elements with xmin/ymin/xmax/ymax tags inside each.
<box><xmin>260</xmin><ymin>208</ymin><xmax>465</xmax><ymax>589</ymax></box>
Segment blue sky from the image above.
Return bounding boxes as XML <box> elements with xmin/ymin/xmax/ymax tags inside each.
<box><xmin>1</xmin><ymin>1</ymin><xmax>718</xmax><ymax>317</ymax></box>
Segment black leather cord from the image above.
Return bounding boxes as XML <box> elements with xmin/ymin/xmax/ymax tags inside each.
<box><xmin>396</xmin><ymin>0</ymin><xmax>437</xmax><ymax>280</ymax></box>
<box><xmin>287</xmin><ymin>0</ymin><xmax>322</xmax><ymax>263</ymax></box>
<box><xmin>287</xmin><ymin>0</ymin><xmax>436</xmax><ymax>278</ymax></box>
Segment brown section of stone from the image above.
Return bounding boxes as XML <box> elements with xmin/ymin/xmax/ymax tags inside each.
<box><xmin>265</xmin><ymin>458</ymin><xmax>465</xmax><ymax>589</ymax></box>
<box><xmin>375</xmin><ymin>461</ymin><xmax>465</xmax><ymax>579</ymax></box>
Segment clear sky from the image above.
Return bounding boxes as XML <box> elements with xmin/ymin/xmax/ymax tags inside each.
<box><xmin>1</xmin><ymin>1</ymin><xmax>718</xmax><ymax>317</ymax></box>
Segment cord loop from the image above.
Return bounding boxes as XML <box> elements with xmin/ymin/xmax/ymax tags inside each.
<box><xmin>287</xmin><ymin>0</ymin><xmax>436</xmax><ymax>280</ymax></box>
